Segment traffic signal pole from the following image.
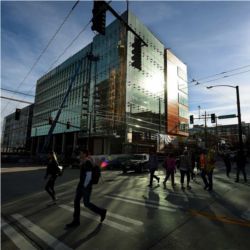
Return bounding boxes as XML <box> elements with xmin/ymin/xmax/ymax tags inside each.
<box><xmin>42</xmin><ymin>59</ymin><xmax>83</xmax><ymax>152</ymax></box>
<box><xmin>236</xmin><ymin>86</ymin><xmax>244</xmax><ymax>153</ymax></box>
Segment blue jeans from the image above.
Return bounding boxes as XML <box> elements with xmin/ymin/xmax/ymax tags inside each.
<box><xmin>73</xmin><ymin>184</ymin><xmax>105</xmax><ymax>222</ymax></box>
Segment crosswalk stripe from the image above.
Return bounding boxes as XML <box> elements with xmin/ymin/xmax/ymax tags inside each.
<box><xmin>11</xmin><ymin>214</ymin><xmax>72</xmax><ymax>250</ymax></box>
<box><xmin>108</xmin><ymin>193</ymin><xmax>182</xmax><ymax>209</ymax></box>
<box><xmin>59</xmin><ymin>204</ymin><xmax>132</xmax><ymax>233</ymax></box>
<box><xmin>105</xmin><ymin>194</ymin><xmax>178</xmax><ymax>212</ymax></box>
<box><xmin>74</xmin><ymin>203</ymin><xmax>143</xmax><ymax>226</ymax></box>
<box><xmin>1</xmin><ymin>218</ymin><xmax>37</xmax><ymax>250</ymax></box>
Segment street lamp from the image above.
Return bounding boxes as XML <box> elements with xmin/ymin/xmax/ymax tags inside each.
<box><xmin>206</xmin><ymin>84</ymin><xmax>243</xmax><ymax>153</ymax></box>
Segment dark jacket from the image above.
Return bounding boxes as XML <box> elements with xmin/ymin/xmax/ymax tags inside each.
<box><xmin>79</xmin><ymin>160</ymin><xmax>93</xmax><ymax>187</ymax></box>
<box><xmin>45</xmin><ymin>159</ymin><xmax>58</xmax><ymax>177</ymax></box>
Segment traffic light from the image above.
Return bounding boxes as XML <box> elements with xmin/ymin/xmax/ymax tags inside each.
<box><xmin>211</xmin><ymin>113</ymin><xmax>216</xmax><ymax>123</ymax></box>
<box><xmin>190</xmin><ymin>115</ymin><xmax>194</xmax><ymax>124</ymax></box>
<box><xmin>48</xmin><ymin>116</ymin><xmax>53</xmax><ymax>125</ymax></box>
<box><xmin>15</xmin><ymin>108</ymin><xmax>21</xmax><ymax>120</ymax></box>
<box><xmin>131</xmin><ymin>37</ymin><xmax>142</xmax><ymax>70</ymax></box>
<box><xmin>67</xmin><ymin>121</ymin><xmax>71</xmax><ymax>129</ymax></box>
<box><xmin>91</xmin><ymin>0</ymin><xmax>106</xmax><ymax>35</ymax></box>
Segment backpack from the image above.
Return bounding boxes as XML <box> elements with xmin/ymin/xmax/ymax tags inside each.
<box><xmin>92</xmin><ymin>164</ymin><xmax>101</xmax><ymax>184</ymax></box>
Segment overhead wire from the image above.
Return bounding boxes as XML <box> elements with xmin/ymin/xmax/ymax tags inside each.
<box><xmin>1</xmin><ymin>0</ymin><xmax>80</xmax><ymax>113</ymax></box>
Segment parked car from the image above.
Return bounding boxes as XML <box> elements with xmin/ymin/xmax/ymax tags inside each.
<box><xmin>122</xmin><ymin>154</ymin><xmax>149</xmax><ymax>173</ymax></box>
<box><xmin>106</xmin><ymin>155</ymin><xmax>133</xmax><ymax>170</ymax></box>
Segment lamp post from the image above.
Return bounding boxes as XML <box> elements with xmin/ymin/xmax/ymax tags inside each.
<box><xmin>206</xmin><ymin>84</ymin><xmax>243</xmax><ymax>153</ymax></box>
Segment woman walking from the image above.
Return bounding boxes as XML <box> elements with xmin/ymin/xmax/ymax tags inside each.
<box><xmin>44</xmin><ymin>151</ymin><xmax>59</xmax><ymax>204</ymax></box>
<box><xmin>179</xmin><ymin>150</ymin><xmax>192</xmax><ymax>190</ymax></box>
<box><xmin>163</xmin><ymin>153</ymin><xmax>176</xmax><ymax>188</ymax></box>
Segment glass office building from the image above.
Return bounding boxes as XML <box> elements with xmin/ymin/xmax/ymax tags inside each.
<box><xmin>31</xmin><ymin>11</ymin><xmax>188</xmax><ymax>155</ymax></box>
<box><xmin>2</xmin><ymin>104</ymin><xmax>33</xmax><ymax>152</ymax></box>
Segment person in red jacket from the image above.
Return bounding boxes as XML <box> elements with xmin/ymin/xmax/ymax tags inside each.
<box><xmin>163</xmin><ymin>153</ymin><xmax>176</xmax><ymax>188</ymax></box>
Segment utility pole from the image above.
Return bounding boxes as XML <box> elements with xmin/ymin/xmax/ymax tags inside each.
<box><xmin>236</xmin><ymin>86</ymin><xmax>244</xmax><ymax>153</ymax></box>
<box><xmin>204</xmin><ymin>111</ymin><xmax>207</xmax><ymax>148</ymax></box>
<box><xmin>159</xmin><ymin>97</ymin><xmax>161</xmax><ymax>134</ymax></box>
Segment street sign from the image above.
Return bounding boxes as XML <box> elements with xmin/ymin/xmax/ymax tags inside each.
<box><xmin>218</xmin><ymin>114</ymin><xmax>236</xmax><ymax>119</ymax></box>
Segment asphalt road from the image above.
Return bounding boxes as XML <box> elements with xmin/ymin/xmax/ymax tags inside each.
<box><xmin>1</xmin><ymin>161</ymin><xmax>250</xmax><ymax>250</ymax></box>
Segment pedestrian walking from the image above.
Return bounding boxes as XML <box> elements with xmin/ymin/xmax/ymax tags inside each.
<box><xmin>190</xmin><ymin>150</ymin><xmax>196</xmax><ymax>180</ymax></box>
<box><xmin>148</xmin><ymin>149</ymin><xmax>160</xmax><ymax>187</ymax></box>
<box><xmin>200</xmin><ymin>148</ymin><xmax>216</xmax><ymax>191</ymax></box>
<box><xmin>66</xmin><ymin>149</ymin><xmax>107</xmax><ymax>228</ymax></box>
<box><xmin>179</xmin><ymin>149</ymin><xmax>192</xmax><ymax>190</ymax></box>
<box><xmin>163</xmin><ymin>153</ymin><xmax>176</xmax><ymax>188</ymax></box>
<box><xmin>235</xmin><ymin>150</ymin><xmax>247</xmax><ymax>183</ymax></box>
<box><xmin>44</xmin><ymin>151</ymin><xmax>59</xmax><ymax>205</ymax></box>
<box><xmin>223</xmin><ymin>151</ymin><xmax>231</xmax><ymax>177</ymax></box>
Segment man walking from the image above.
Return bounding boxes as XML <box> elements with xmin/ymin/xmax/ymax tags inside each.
<box><xmin>148</xmin><ymin>149</ymin><xmax>160</xmax><ymax>187</ymax></box>
<box><xmin>179</xmin><ymin>149</ymin><xmax>192</xmax><ymax>190</ymax></box>
<box><xmin>66</xmin><ymin>149</ymin><xmax>107</xmax><ymax>228</ymax></box>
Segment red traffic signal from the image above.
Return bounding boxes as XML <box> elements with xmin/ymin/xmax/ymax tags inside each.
<box><xmin>49</xmin><ymin>116</ymin><xmax>53</xmax><ymax>125</ymax></box>
<box><xmin>67</xmin><ymin>121</ymin><xmax>71</xmax><ymax>129</ymax></box>
<box><xmin>211</xmin><ymin>113</ymin><xmax>216</xmax><ymax>123</ymax></box>
<box><xmin>15</xmin><ymin>108</ymin><xmax>21</xmax><ymax>120</ymax></box>
<box><xmin>91</xmin><ymin>0</ymin><xmax>106</xmax><ymax>35</ymax></box>
<box><xmin>131</xmin><ymin>37</ymin><xmax>142</xmax><ymax>70</ymax></box>
<box><xmin>190</xmin><ymin>115</ymin><xmax>194</xmax><ymax>124</ymax></box>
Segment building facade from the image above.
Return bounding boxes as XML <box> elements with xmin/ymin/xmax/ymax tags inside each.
<box><xmin>30</xmin><ymin>11</ymin><xmax>188</xmax><ymax>155</ymax></box>
<box><xmin>189</xmin><ymin>122</ymin><xmax>250</xmax><ymax>149</ymax></box>
<box><xmin>1</xmin><ymin>104</ymin><xmax>33</xmax><ymax>152</ymax></box>
<box><xmin>165</xmin><ymin>49</ymin><xmax>189</xmax><ymax>137</ymax></box>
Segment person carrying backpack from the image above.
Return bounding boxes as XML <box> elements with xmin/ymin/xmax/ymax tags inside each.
<box><xmin>44</xmin><ymin>151</ymin><xmax>60</xmax><ymax>205</ymax></box>
<box><xmin>66</xmin><ymin>149</ymin><xmax>107</xmax><ymax>228</ymax></box>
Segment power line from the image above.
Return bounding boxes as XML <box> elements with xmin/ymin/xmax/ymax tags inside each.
<box><xmin>190</xmin><ymin>64</ymin><xmax>250</xmax><ymax>83</ymax></box>
<box><xmin>1</xmin><ymin>88</ymin><xmax>35</xmax><ymax>97</ymax></box>
<box><xmin>0</xmin><ymin>96</ymin><xmax>33</xmax><ymax>104</ymax></box>
<box><xmin>2</xmin><ymin>0</ymin><xmax>80</xmax><ymax>112</ymax></box>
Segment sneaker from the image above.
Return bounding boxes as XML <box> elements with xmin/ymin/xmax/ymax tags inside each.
<box><xmin>100</xmin><ymin>209</ymin><xmax>107</xmax><ymax>223</ymax></box>
<box><xmin>65</xmin><ymin>221</ymin><xmax>80</xmax><ymax>229</ymax></box>
<box><xmin>204</xmin><ymin>185</ymin><xmax>209</xmax><ymax>190</ymax></box>
<box><xmin>47</xmin><ymin>200</ymin><xmax>56</xmax><ymax>206</ymax></box>
<box><xmin>187</xmin><ymin>185</ymin><xmax>191</xmax><ymax>190</ymax></box>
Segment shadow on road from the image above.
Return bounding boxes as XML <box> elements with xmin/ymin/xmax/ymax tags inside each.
<box><xmin>70</xmin><ymin>223</ymin><xmax>103</xmax><ymax>248</ymax></box>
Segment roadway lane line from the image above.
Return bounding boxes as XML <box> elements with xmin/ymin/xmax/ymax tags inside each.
<box><xmin>189</xmin><ymin>210</ymin><xmax>250</xmax><ymax>227</ymax></box>
<box><xmin>105</xmin><ymin>194</ymin><xmax>179</xmax><ymax>212</ymax></box>
<box><xmin>73</xmin><ymin>203</ymin><xmax>143</xmax><ymax>226</ymax></box>
<box><xmin>59</xmin><ymin>204</ymin><xmax>133</xmax><ymax>233</ymax></box>
<box><xmin>1</xmin><ymin>218</ymin><xmax>37</xmax><ymax>250</ymax></box>
<box><xmin>11</xmin><ymin>214</ymin><xmax>72</xmax><ymax>250</ymax></box>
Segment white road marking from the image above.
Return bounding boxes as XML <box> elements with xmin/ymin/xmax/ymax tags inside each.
<box><xmin>1</xmin><ymin>218</ymin><xmax>37</xmax><ymax>250</ymax></box>
<box><xmin>73</xmin><ymin>203</ymin><xmax>143</xmax><ymax>226</ymax></box>
<box><xmin>11</xmin><ymin>214</ymin><xmax>72</xmax><ymax>250</ymax></box>
<box><xmin>105</xmin><ymin>194</ymin><xmax>178</xmax><ymax>212</ymax></box>
<box><xmin>108</xmin><ymin>193</ymin><xmax>182</xmax><ymax>209</ymax></box>
<box><xmin>59</xmin><ymin>204</ymin><xmax>132</xmax><ymax>233</ymax></box>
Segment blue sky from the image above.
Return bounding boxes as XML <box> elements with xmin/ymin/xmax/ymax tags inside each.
<box><xmin>1</xmin><ymin>0</ymin><xmax>250</xmax><ymax>131</ymax></box>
